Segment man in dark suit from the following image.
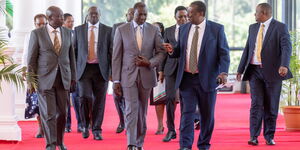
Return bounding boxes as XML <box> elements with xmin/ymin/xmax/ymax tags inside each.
<box><xmin>112</xmin><ymin>2</ymin><xmax>165</xmax><ymax>150</ymax></box>
<box><xmin>237</xmin><ymin>3</ymin><xmax>292</xmax><ymax>146</ymax></box>
<box><xmin>163</xmin><ymin>1</ymin><xmax>230</xmax><ymax>150</ymax></box>
<box><xmin>62</xmin><ymin>13</ymin><xmax>82</xmax><ymax>133</ymax></box>
<box><xmin>73</xmin><ymin>6</ymin><xmax>112</xmax><ymax>140</ymax></box>
<box><xmin>111</xmin><ymin>7</ymin><xmax>134</xmax><ymax>134</ymax></box>
<box><xmin>27</xmin><ymin>6</ymin><xmax>76</xmax><ymax>150</ymax></box>
<box><xmin>161</xmin><ymin>5</ymin><xmax>187</xmax><ymax>142</ymax></box>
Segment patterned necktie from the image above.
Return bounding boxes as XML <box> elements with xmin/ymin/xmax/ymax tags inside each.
<box><xmin>189</xmin><ymin>26</ymin><xmax>199</xmax><ymax>74</ymax></box>
<box><xmin>136</xmin><ymin>25</ymin><xmax>142</xmax><ymax>51</ymax></box>
<box><xmin>53</xmin><ymin>30</ymin><xmax>60</xmax><ymax>55</ymax></box>
<box><xmin>256</xmin><ymin>24</ymin><xmax>265</xmax><ymax>62</ymax></box>
<box><xmin>88</xmin><ymin>26</ymin><xmax>96</xmax><ymax>61</ymax></box>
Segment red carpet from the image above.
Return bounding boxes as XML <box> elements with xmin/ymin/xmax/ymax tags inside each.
<box><xmin>1</xmin><ymin>94</ymin><xmax>300</xmax><ymax>150</ymax></box>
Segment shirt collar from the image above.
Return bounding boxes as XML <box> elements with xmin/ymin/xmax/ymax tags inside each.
<box><xmin>261</xmin><ymin>17</ymin><xmax>273</xmax><ymax>27</ymax></box>
<box><xmin>47</xmin><ymin>24</ymin><xmax>60</xmax><ymax>33</ymax></box>
<box><xmin>176</xmin><ymin>24</ymin><xmax>180</xmax><ymax>29</ymax></box>
<box><xmin>133</xmin><ymin>20</ymin><xmax>144</xmax><ymax>29</ymax></box>
<box><xmin>192</xmin><ymin>18</ymin><xmax>206</xmax><ymax>29</ymax></box>
<box><xmin>88</xmin><ymin>21</ymin><xmax>99</xmax><ymax>28</ymax></box>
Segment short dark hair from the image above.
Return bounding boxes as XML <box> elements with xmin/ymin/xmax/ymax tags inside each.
<box><xmin>153</xmin><ymin>22</ymin><xmax>165</xmax><ymax>37</ymax></box>
<box><xmin>133</xmin><ymin>2</ymin><xmax>146</xmax><ymax>11</ymax></box>
<box><xmin>34</xmin><ymin>14</ymin><xmax>47</xmax><ymax>22</ymax></box>
<box><xmin>190</xmin><ymin>1</ymin><xmax>206</xmax><ymax>16</ymax></box>
<box><xmin>258</xmin><ymin>3</ymin><xmax>272</xmax><ymax>15</ymax></box>
<box><xmin>174</xmin><ymin>6</ymin><xmax>187</xmax><ymax>16</ymax></box>
<box><xmin>63</xmin><ymin>13</ymin><xmax>73</xmax><ymax>21</ymax></box>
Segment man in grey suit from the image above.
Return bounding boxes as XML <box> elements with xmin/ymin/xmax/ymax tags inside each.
<box><xmin>27</xmin><ymin>6</ymin><xmax>76</xmax><ymax>150</ymax></box>
<box><xmin>112</xmin><ymin>2</ymin><xmax>165</xmax><ymax>150</ymax></box>
<box><xmin>111</xmin><ymin>7</ymin><xmax>134</xmax><ymax>134</ymax></box>
<box><xmin>161</xmin><ymin>6</ymin><xmax>188</xmax><ymax>142</ymax></box>
<box><xmin>73</xmin><ymin>6</ymin><xmax>112</xmax><ymax>141</ymax></box>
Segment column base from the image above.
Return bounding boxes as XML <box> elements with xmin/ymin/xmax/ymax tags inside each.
<box><xmin>0</xmin><ymin>115</ymin><xmax>22</xmax><ymax>141</ymax></box>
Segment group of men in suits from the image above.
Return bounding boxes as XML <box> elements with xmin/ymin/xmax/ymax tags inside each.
<box><xmin>26</xmin><ymin>1</ymin><xmax>292</xmax><ymax>150</ymax></box>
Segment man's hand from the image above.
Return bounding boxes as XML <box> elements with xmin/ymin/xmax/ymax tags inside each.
<box><xmin>113</xmin><ymin>83</ymin><xmax>123</xmax><ymax>97</ymax></box>
<box><xmin>279</xmin><ymin>66</ymin><xmax>288</xmax><ymax>77</ymax></box>
<box><xmin>70</xmin><ymin>80</ymin><xmax>76</xmax><ymax>93</ymax></box>
<box><xmin>216</xmin><ymin>72</ymin><xmax>228</xmax><ymax>85</ymax></box>
<box><xmin>158</xmin><ymin>71</ymin><xmax>164</xmax><ymax>83</ymax></box>
<box><xmin>135</xmin><ymin>55</ymin><xmax>150</xmax><ymax>67</ymax></box>
<box><xmin>162</xmin><ymin>43</ymin><xmax>173</xmax><ymax>53</ymax></box>
<box><xmin>236</xmin><ymin>73</ymin><xmax>242</xmax><ymax>82</ymax></box>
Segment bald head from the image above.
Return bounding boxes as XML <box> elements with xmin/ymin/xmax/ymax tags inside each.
<box><xmin>46</xmin><ymin>6</ymin><xmax>64</xmax><ymax>28</ymax></box>
<box><xmin>126</xmin><ymin>8</ymin><xmax>134</xmax><ymax>22</ymax></box>
<box><xmin>87</xmin><ymin>6</ymin><xmax>100</xmax><ymax>25</ymax></box>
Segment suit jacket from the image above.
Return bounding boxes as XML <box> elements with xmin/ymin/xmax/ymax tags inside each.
<box><xmin>170</xmin><ymin>21</ymin><xmax>230</xmax><ymax>92</ymax></box>
<box><xmin>74</xmin><ymin>23</ymin><xmax>112</xmax><ymax>81</ymax></box>
<box><xmin>112</xmin><ymin>22</ymin><xmax>126</xmax><ymax>40</ymax></box>
<box><xmin>237</xmin><ymin>19</ymin><xmax>293</xmax><ymax>81</ymax></box>
<box><xmin>27</xmin><ymin>26</ymin><xmax>76</xmax><ymax>91</ymax></box>
<box><xmin>161</xmin><ymin>25</ymin><xmax>178</xmax><ymax>76</ymax></box>
<box><xmin>112</xmin><ymin>22</ymin><xmax>166</xmax><ymax>89</ymax></box>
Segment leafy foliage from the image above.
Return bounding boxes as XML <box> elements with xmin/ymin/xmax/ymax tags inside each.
<box><xmin>280</xmin><ymin>31</ymin><xmax>300</xmax><ymax>106</ymax></box>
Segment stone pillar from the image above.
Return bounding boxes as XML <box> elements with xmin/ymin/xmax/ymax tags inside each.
<box><xmin>0</xmin><ymin>81</ymin><xmax>21</xmax><ymax>141</ymax></box>
<box><xmin>9</xmin><ymin>0</ymin><xmax>44</xmax><ymax>121</ymax></box>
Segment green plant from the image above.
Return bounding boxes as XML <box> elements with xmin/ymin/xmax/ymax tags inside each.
<box><xmin>280</xmin><ymin>31</ymin><xmax>300</xmax><ymax>106</ymax></box>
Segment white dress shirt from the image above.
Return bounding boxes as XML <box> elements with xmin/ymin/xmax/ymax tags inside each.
<box><xmin>185</xmin><ymin>19</ymin><xmax>206</xmax><ymax>73</ymax></box>
<box><xmin>87</xmin><ymin>21</ymin><xmax>99</xmax><ymax>63</ymax></box>
<box><xmin>22</xmin><ymin>33</ymin><xmax>31</xmax><ymax>67</ymax></box>
<box><xmin>175</xmin><ymin>24</ymin><xmax>180</xmax><ymax>42</ymax></box>
<box><xmin>133</xmin><ymin>21</ymin><xmax>144</xmax><ymax>39</ymax></box>
<box><xmin>47</xmin><ymin>24</ymin><xmax>62</xmax><ymax>47</ymax></box>
<box><xmin>251</xmin><ymin>17</ymin><xmax>273</xmax><ymax>65</ymax></box>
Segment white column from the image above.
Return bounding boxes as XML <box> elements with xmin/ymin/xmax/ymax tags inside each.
<box><xmin>9</xmin><ymin>0</ymin><xmax>44</xmax><ymax>121</ymax></box>
<box><xmin>0</xmin><ymin>81</ymin><xmax>21</xmax><ymax>141</ymax></box>
<box><xmin>0</xmin><ymin>0</ymin><xmax>9</xmax><ymax>42</ymax></box>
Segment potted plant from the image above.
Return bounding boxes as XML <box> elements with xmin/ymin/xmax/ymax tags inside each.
<box><xmin>280</xmin><ymin>31</ymin><xmax>300</xmax><ymax>131</ymax></box>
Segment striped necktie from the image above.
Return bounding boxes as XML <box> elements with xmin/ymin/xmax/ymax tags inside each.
<box><xmin>53</xmin><ymin>30</ymin><xmax>60</xmax><ymax>55</ymax></box>
<box><xmin>189</xmin><ymin>26</ymin><xmax>199</xmax><ymax>74</ymax></box>
<box><xmin>256</xmin><ymin>24</ymin><xmax>265</xmax><ymax>62</ymax></box>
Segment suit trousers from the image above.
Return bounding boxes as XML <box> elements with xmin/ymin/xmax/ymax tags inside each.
<box><xmin>66</xmin><ymin>87</ymin><xmax>82</xmax><ymax>129</ymax></box>
<box><xmin>179</xmin><ymin>72</ymin><xmax>216</xmax><ymax>150</ymax></box>
<box><xmin>165</xmin><ymin>73</ymin><xmax>177</xmax><ymax>132</ymax></box>
<box><xmin>38</xmin><ymin>70</ymin><xmax>69</xmax><ymax>150</ymax></box>
<box><xmin>78</xmin><ymin>64</ymin><xmax>108</xmax><ymax>134</ymax></box>
<box><xmin>113</xmin><ymin>93</ymin><xmax>125</xmax><ymax>127</ymax></box>
<box><xmin>122</xmin><ymin>73</ymin><xmax>151</xmax><ymax>147</ymax></box>
<box><xmin>248</xmin><ymin>65</ymin><xmax>282</xmax><ymax>140</ymax></box>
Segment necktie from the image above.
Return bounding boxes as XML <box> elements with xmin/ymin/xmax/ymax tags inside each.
<box><xmin>189</xmin><ymin>26</ymin><xmax>199</xmax><ymax>74</ymax></box>
<box><xmin>53</xmin><ymin>30</ymin><xmax>60</xmax><ymax>55</ymax></box>
<box><xmin>256</xmin><ymin>24</ymin><xmax>265</xmax><ymax>62</ymax></box>
<box><xmin>136</xmin><ymin>25</ymin><xmax>142</xmax><ymax>51</ymax></box>
<box><xmin>88</xmin><ymin>26</ymin><xmax>96</xmax><ymax>61</ymax></box>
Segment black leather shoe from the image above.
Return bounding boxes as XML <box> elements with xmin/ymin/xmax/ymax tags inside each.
<box><xmin>116</xmin><ymin>124</ymin><xmax>125</xmax><ymax>133</ymax></box>
<box><xmin>266</xmin><ymin>139</ymin><xmax>276</xmax><ymax>145</ymax></box>
<box><xmin>248</xmin><ymin>137</ymin><xmax>258</xmax><ymax>146</ymax></box>
<box><xmin>127</xmin><ymin>145</ymin><xmax>137</xmax><ymax>150</ymax></box>
<box><xmin>178</xmin><ymin>148</ymin><xmax>191</xmax><ymax>150</ymax></box>
<box><xmin>77</xmin><ymin>126</ymin><xmax>84</xmax><ymax>133</ymax></box>
<box><xmin>82</xmin><ymin>128</ymin><xmax>89</xmax><ymax>139</ymax></box>
<box><xmin>162</xmin><ymin>131</ymin><xmax>176</xmax><ymax>142</ymax></box>
<box><xmin>93</xmin><ymin>133</ymin><xmax>103</xmax><ymax>140</ymax></box>
<box><xmin>65</xmin><ymin>127</ymin><xmax>71</xmax><ymax>133</ymax></box>
<box><xmin>57</xmin><ymin>144</ymin><xmax>67</xmax><ymax>150</ymax></box>
<box><xmin>137</xmin><ymin>147</ymin><xmax>144</xmax><ymax>150</ymax></box>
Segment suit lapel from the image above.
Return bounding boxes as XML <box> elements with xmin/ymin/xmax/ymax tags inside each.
<box><xmin>199</xmin><ymin>20</ymin><xmax>210</xmax><ymax>58</ymax></box>
<box><xmin>43</xmin><ymin>27</ymin><xmax>55</xmax><ymax>50</ymax></box>
<box><xmin>97</xmin><ymin>23</ymin><xmax>103</xmax><ymax>57</ymax></box>
<box><xmin>182</xmin><ymin>23</ymin><xmax>192</xmax><ymax>63</ymax></box>
<box><xmin>141</xmin><ymin>23</ymin><xmax>149</xmax><ymax>53</ymax></box>
<box><xmin>170</xmin><ymin>25</ymin><xmax>176</xmax><ymax>42</ymax></box>
<box><xmin>83</xmin><ymin>24</ymin><xmax>88</xmax><ymax>55</ymax></box>
<box><xmin>58</xmin><ymin>27</ymin><xmax>65</xmax><ymax>56</ymax></box>
<box><xmin>262</xmin><ymin>19</ymin><xmax>275</xmax><ymax>50</ymax></box>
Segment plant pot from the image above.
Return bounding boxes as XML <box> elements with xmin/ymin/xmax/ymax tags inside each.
<box><xmin>282</xmin><ymin>106</ymin><xmax>300</xmax><ymax>131</ymax></box>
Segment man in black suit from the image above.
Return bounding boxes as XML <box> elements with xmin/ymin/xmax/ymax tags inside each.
<box><xmin>160</xmin><ymin>6</ymin><xmax>187</xmax><ymax>142</ymax></box>
<box><xmin>73</xmin><ymin>6</ymin><xmax>112</xmax><ymax>140</ymax></box>
<box><xmin>237</xmin><ymin>3</ymin><xmax>292</xmax><ymax>146</ymax></box>
<box><xmin>111</xmin><ymin>7</ymin><xmax>134</xmax><ymax>134</ymax></box>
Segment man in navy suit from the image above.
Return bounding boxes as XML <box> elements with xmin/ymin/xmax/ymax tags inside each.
<box><xmin>237</xmin><ymin>3</ymin><xmax>292</xmax><ymax>146</ymax></box>
<box><xmin>163</xmin><ymin>1</ymin><xmax>230</xmax><ymax>150</ymax></box>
